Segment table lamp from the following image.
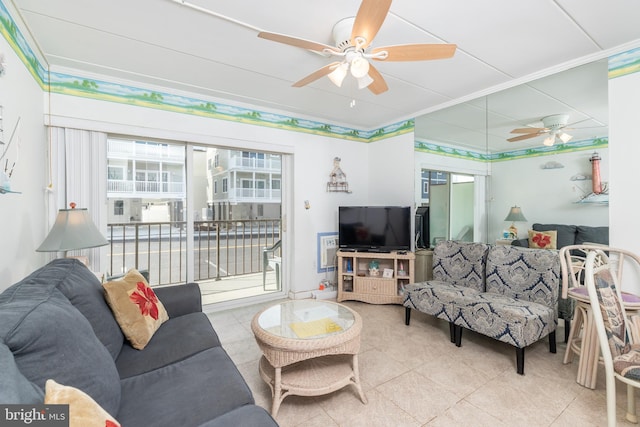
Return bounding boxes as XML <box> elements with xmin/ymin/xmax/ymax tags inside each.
<box><xmin>504</xmin><ymin>206</ymin><xmax>527</xmax><ymax>239</ymax></box>
<box><xmin>37</xmin><ymin>202</ymin><xmax>108</xmax><ymax>258</ymax></box>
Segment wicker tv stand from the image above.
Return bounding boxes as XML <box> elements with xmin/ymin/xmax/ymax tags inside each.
<box><xmin>337</xmin><ymin>250</ymin><xmax>415</xmax><ymax>304</ymax></box>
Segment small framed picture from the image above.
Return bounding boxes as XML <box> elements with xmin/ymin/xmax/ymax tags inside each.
<box><xmin>382</xmin><ymin>268</ymin><xmax>394</xmax><ymax>278</ymax></box>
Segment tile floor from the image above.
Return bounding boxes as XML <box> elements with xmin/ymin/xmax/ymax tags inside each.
<box><xmin>206</xmin><ymin>300</ymin><xmax>638</xmax><ymax>426</ymax></box>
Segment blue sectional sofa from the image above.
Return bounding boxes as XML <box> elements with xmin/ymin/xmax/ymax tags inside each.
<box><xmin>403</xmin><ymin>240</ymin><xmax>560</xmax><ymax>375</ymax></box>
<box><xmin>512</xmin><ymin>223</ymin><xmax>609</xmax><ymax>341</ymax></box>
<box><xmin>0</xmin><ymin>258</ymin><xmax>278</xmax><ymax>427</ymax></box>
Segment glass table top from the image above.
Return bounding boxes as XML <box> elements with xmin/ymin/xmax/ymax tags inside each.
<box><xmin>257</xmin><ymin>300</ymin><xmax>355</xmax><ymax>340</ymax></box>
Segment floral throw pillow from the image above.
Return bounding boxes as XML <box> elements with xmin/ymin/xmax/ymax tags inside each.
<box><xmin>45</xmin><ymin>379</ymin><xmax>120</xmax><ymax>427</ymax></box>
<box><xmin>528</xmin><ymin>229</ymin><xmax>558</xmax><ymax>249</ymax></box>
<box><xmin>103</xmin><ymin>268</ymin><xmax>168</xmax><ymax>350</ymax></box>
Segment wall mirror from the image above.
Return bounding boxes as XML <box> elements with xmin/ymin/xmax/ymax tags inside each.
<box><xmin>414</xmin><ymin>58</ymin><xmax>609</xmax><ymax>246</ymax></box>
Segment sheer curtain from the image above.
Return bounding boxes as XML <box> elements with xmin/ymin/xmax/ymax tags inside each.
<box><xmin>46</xmin><ymin>127</ymin><xmax>108</xmax><ymax>273</ymax></box>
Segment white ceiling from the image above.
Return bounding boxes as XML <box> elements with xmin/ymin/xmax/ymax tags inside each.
<box><xmin>9</xmin><ymin>0</ymin><xmax>640</xmax><ymax>151</ymax></box>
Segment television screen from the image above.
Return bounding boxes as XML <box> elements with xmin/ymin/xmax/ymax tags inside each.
<box><xmin>338</xmin><ymin>206</ymin><xmax>411</xmax><ymax>252</ymax></box>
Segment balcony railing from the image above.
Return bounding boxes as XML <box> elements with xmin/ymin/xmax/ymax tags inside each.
<box><xmin>223</xmin><ymin>188</ymin><xmax>281</xmax><ymax>200</ymax></box>
<box><xmin>107</xmin><ymin>179</ymin><xmax>185</xmax><ymax>195</ymax></box>
<box><xmin>108</xmin><ymin>140</ymin><xmax>185</xmax><ymax>161</ymax></box>
<box><xmin>107</xmin><ymin>219</ymin><xmax>281</xmax><ymax>286</ymax></box>
<box><xmin>228</xmin><ymin>156</ymin><xmax>281</xmax><ymax>171</ymax></box>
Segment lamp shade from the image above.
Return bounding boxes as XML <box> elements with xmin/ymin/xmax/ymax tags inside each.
<box><xmin>504</xmin><ymin>206</ymin><xmax>527</xmax><ymax>222</ymax></box>
<box><xmin>37</xmin><ymin>207</ymin><xmax>108</xmax><ymax>252</ymax></box>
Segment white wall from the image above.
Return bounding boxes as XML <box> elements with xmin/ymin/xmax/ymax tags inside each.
<box><xmin>489</xmin><ymin>149</ymin><xmax>609</xmax><ymax>241</ymax></box>
<box><xmin>0</xmin><ymin>35</ymin><xmax>48</xmax><ymax>288</ymax></box>
<box><xmin>609</xmin><ymin>69</ymin><xmax>640</xmax><ymax>294</ymax></box>
<box><xmin>368</xmin><ymin>133</ymin><xmax>415</xmax><ymax>207</ymax></box>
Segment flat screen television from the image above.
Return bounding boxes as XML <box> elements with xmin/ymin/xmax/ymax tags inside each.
<box><xmin>338</xmin><ymin>206</ymin><xmax>411</xmax><ymax>252</ymax></box>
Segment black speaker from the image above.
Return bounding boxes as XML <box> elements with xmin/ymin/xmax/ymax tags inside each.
<box><xmin>415</xmin><ymin>206</ymin><xmax>429</xmax><ymax>248</ymax></box>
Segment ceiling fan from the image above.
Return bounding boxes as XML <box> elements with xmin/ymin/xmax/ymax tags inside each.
<box><xmin>257</xmin><ymin>0</ymin><xmax>457</xmax><ymax>95</ymax></box>
<box><xmin>507</xmin><ymin>114</ymin><xmax>574</xmax><ymax>146</ymax></box>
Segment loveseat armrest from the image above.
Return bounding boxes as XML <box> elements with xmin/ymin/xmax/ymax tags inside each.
<box><xmin>154</xmin><ymin>282</ymin><xmax>202</xmax><ymax>317</ymax></box>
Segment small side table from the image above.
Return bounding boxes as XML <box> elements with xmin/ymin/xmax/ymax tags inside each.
<box><xmin>495</xmin><ymin>239</ymin><xmax>515</xmax><ymax>246</ymax></box>
<box><xmin>251</xmin><ymin>300</ymin><xmax>367</xmax><ymax>417</ymax></box>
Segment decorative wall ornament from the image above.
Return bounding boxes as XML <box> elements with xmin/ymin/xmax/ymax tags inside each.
<box><xmin>0</xmin><ymin>106</ymin><xmax>21</xmax><ymax>194</ymax></box>
<box><xmin>327</xmin><ymin>157</ymin><xmax>351</xmax><ymax>193</ymax></box>
<box><xmin>541</xmin><ymin>161</ymin><xmax>564</xmax><ymax>169</ymax></box>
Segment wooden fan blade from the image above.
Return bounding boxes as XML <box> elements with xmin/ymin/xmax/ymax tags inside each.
<box><xmin>507</xmin><ymin>132</ymin><xmax>545</xmax><ymax>142</ymax></box>
<box><xmin>367</xmin><ymin>64</ymin><xmax>388</xmax><ymax>95</ymax></box>
<box><xmin>371</xmin><ymin>44</ymin><xmax>457</xmax><ymax>62</ymax></box>
<box><xmin>258</xmin><ymin>31</ymin><xmax>339</xmax><ymax>54</ymax></box>
<box><xmin>292</xmin><ymin>62</ymin><xmax>341</xmax><ymax>87</ymax></box>
<box><xmin>510</xmin><ymin>127</ymin><xmax>547</xmax><ymax>134</ymax></box>
<box><xmin>351</xmin><ymin>0</ymin><xmax>392</xmax><ymax>49</ymax></box>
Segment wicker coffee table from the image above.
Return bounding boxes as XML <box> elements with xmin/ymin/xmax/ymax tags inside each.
<box><xmin>251</xmin><ymin>299</ymin><xmax>367</xmax><ymax>417</ymax></box>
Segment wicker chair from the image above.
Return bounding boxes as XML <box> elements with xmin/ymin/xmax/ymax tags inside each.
<box><xmin>561</xmin><ymin>245</ymin><xmax>640</xmax><ymax>389</ymax></box>
<box><xmin>584</xmin><ymin>248</ymin><xmax>640</xmax><ymax>426</ymax></box>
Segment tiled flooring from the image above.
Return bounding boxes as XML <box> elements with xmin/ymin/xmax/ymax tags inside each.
<box><xmin>207</xmin><ymin>300</ymin><xmax>638</xmax><ymax>426</ymax></box>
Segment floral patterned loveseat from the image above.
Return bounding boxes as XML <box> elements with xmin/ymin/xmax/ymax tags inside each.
<box><xmin>403</xmin><ymin>240</ymin><xmax>560</xmax><ymax>375</ymax></box>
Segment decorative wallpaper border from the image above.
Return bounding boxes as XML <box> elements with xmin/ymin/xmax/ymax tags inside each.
<box><xmin>609</xmin><ymin>47</ymin><xmax>640</xmax><ymax>79</ymax></box>
<box><xmin>415</xmin><ymin>137</ymin><xmax>608</xmax><ymax>162</ymax></box>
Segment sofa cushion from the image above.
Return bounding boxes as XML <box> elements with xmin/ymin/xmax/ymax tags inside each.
<box><xmin>432</xmin><ymin>241</ymin><xmax>490</xmax><ymax>292</ymax></box>
<box><xmin>27</xmin><ymin>258</ymin><xmax>125</xmax><ymax>360</ymax></box>
<box><xmin>452</xmin><ymin>293</ymin><xmax>556</xmax><ymax>347</ymax></box>
<box><xmin>528</xmin><ymin>229</ymin><xmax>557</xmax><ymax>249</ymax></box>
<box><xmin>116</xmin><ymin>312</ymin><xmax>221</xmax><ymax>379</ymax></box>
<box><xmin>118</xmin><ymin>347</ymin><xmax>254</xmax><ymax>427</ymax></box>
<box><xmin>0</xmin><ymin>342</ymin><xmax>44</xmax><ymax>404</ymax></box>
<box><xmin>45</xmin><ymin>379</ymin><xmax>120</xmax><ymax>427</ymax></box>
<box><xmin>103</xmin><ymin>269</ymin><xmax>169</xmax><ymax>350</ymax></box>
<box><xmin>404</xmin><ymin>281</ymin><xmax>482</xmax><ymax>322</ymax></box>
<box><xmin>197</xmin><ymin>405</ymin><xmax>278</xmax><ymax>427</ymax></box>
<box><xmin>0</xmin><ymin>282</ymin><xmax>121</xmax><ymax>416</ymax></box>
<box><xmin>532</xmin><ymin>223</ymin><xmax>577</xmax><ymax>249</ymax></box>
<box><xmin>486</xmin><ymin>245</ymin><xmax>560</xmax><ymax>309</ymax></box>
<box><xmin>575</xmin><ymin>225</ymin><xmax>609</xmax><ymax>246</ymax></box>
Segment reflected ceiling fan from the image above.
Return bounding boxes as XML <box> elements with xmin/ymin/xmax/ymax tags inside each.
<box><xmin>507</xmin><ymin>114</ymin><xmax>574</xmax><ymax>146</ymax></box>
<box><xmin>257</xmin><ymin>0</ymin><xmax>457</xmax><ymax>95</ymax></box>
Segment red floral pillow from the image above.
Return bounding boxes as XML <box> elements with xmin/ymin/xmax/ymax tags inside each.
<box><xmin>103</xmin><ymin>269</ymin><xmax>168</xmax><ymax>350</ymax></box>
<box><xmin>528</xmin><ymin>229</ymin><xmax>558</xmax><ymax>249</ymax></box>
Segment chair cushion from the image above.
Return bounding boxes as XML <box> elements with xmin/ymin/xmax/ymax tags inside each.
<box><xmin>486</xmin><ymin>245</ymin><xmax>560</xmax><ymax>309</ymax></box>
<box><xmin>404</xmin><ymin>281</ymin><xmax>481</xmax><ymax>321</ymax></box>
<box><xmin>452</xmin><ymin>292</ymin><xmax>556</xmax><ymax>347</ymax></box>
<box><xmin>613</xmin><ymin>346</ymin><xmax>640</xmax><ymax>381</ymax></box>
<box><xmin>432</xmin><ymin>241</ymin><xmax>489</xmax><ymax>291</ymax></box>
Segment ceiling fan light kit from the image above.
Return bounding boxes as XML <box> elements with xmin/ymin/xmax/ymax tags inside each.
<box><xmin>508</xmin><ymin>113</ymin><xmax>574</xmax><ymax>146</ymax></box>
<box><xmin>257</xmin><ymin>0</ymin><xmax>456</xmax><ymax>95</ymax></box>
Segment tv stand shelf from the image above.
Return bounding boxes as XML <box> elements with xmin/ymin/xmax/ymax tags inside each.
<box><xmin>337</xmin><ymin>250</ymin><xmax>415</xmax><ymax>305</ymax></box>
